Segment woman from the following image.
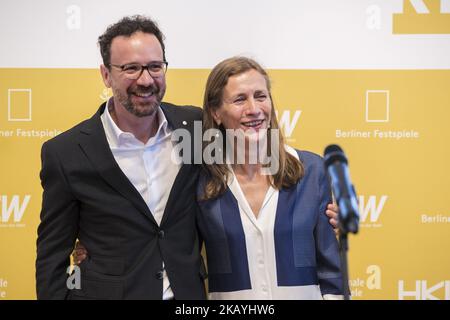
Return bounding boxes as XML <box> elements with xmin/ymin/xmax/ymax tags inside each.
<box><xmin>196</xmin><ymin>56</ymin><xmax>343</xmax><ymax>299</ymax></box>
<box><xmin>72</xmin><ymin>57</ymin><xmax>343</xmax><ymax>300</ymax></box>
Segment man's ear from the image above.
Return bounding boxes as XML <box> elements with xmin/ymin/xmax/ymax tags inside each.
<box><xmin>100</xmin><ymin>64</ymin><xmax>112</xmax><ymax>88</ymax></box>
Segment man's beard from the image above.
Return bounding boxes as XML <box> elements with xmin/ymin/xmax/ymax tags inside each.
<box><xmin>115</xmin><ymin>84</ymin><xmax>165</xmax><ymax>118</ymax></box>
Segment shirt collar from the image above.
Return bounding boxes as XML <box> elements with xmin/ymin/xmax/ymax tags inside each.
<box><xmin>101</xmin><ymin>97</ymin><xmax>170</xmax><ymax>148</ymax></box>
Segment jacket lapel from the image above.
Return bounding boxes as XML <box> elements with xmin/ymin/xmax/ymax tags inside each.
<box><xmin>77</xmin><ymin>103</ymin><xmax>157</xmax><ymax>225</ymax></box>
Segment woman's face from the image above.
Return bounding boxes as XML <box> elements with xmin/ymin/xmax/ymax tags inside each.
<box><xmin>212</xmin><ymin>69</ymin><xmax>272</xmax><ymax>133</ymax></box>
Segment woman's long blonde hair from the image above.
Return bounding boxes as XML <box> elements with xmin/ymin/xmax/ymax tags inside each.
<box><xmin>201</xmin><ymin>56</ymin><xmax>304</xmax><ymax>200</ymax></box>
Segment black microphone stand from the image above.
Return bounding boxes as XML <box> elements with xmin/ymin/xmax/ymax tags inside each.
<box><xmin>339</xmin><ymin>231</ymin><xmax>351</xmax><ymax>300</ymax></box>
<box><xmin>337</xmin><ymin>198</ymin><xmax>359</xmax><ymax>301</ymax></box>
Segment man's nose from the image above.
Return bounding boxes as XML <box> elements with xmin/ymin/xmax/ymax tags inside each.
<box><xmin>136</xmin><ymin>68</ymin><xmax>155</xmax><ymax>86</ymax></box>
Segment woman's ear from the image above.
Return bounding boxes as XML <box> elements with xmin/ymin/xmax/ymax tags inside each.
<box><xmin>211</xmin><ymin>109</ymin><xmax>221</xmax><ymax>126</ymax></box>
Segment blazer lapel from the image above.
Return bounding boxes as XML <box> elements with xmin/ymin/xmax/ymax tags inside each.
<box><xmin>77</xmin><ymin>103</ymin><xmax>157</xmax><ymax>226</ymax></box>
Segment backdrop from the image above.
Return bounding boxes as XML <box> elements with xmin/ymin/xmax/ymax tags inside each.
<box><xmin>0</xmin><ymin>0</ymin><xmax>449</xmax><ymax>300</ymax></box>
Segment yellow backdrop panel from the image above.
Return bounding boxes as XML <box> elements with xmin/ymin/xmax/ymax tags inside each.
<box><xmin>0</xmin><ymin>68</ymin><xmax>449</xmax><ymax>299</ymax></box>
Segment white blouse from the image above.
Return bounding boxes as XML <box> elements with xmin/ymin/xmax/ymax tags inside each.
<box><xmin>208</xmin><ymin>146</ymin><xmax>342</xmax><ymax>300</ymax></box>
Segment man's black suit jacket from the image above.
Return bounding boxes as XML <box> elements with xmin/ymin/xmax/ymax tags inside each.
<box><xmin>36</xmin><ymin>102</ymin><xmax>207</xmax><ymax>299</ymax></box>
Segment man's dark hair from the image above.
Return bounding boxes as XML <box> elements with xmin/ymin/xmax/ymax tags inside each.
<box><xmin>98</xmin><ymin>15</ymin><xmax>166</xmax><ymax>68</ymax></box>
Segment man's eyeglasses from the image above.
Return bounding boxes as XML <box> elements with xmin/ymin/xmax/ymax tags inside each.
<box><xmin>109</xmin><ymin>61</ymin><xmax>168</xmax><ymax>80</ymax></box>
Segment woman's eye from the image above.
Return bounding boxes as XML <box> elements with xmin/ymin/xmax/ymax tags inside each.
<box><xmin>256</xmin><ymin>95</ymin><xmax>267</xmax><ymax>101</ymax></box>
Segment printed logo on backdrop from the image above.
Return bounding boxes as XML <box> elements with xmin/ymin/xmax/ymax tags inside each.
<box><xmin>8</xmin><ymin>89</ymin><xmax>32</xmax><ymax>122</ymax></box>
<box><xmin>335</xmin><ymin>89</ymin><xmax>420</xmax><ymax>140</ymax></box>
<box><xmin>0</xmin><ymin>278</ymin><xmax>7</xmax><ymax>299</ymax></box>
<box><xmin>350</xmin><ymin>265</ymin><xmax>382</xmax><ymax>298</ymax></box>
<box><xmin>0</xmin><ymin>195</ymin><xmax>31</xmax><ymax>228</ymax></box>
<box><xmin>100</xmin><ymin>88</ymin><xmax>112</xmax><ymax>102</ymax></box>
<box><xmin>421</xmin><ymin>213</ymin><xmax>449</xmax><ymax>224</ymax></box>
<box><xmin>1</xmin><ymin>89</ymin><xmax>62</xmax><ymax>139</ymax></box>
<box><xmin>398</xmin><ymin>280</ymin><xmax>450</xmax><ymax>300</ymax></box>
<box><xmin>274</xmin><ymin>110</ymin><xmax>302</xmax><ymax>141</ymax></box>
<box><xmin>366</xmin><ymin>90</ymin><xmax>389</xmax><ymax>123</ymax></box>
<box><xmin>359</xmin><ymin>195</ymin><xmax>388</xmax><ymax>228</ymax></box>
<box><xmin>393</xmin><ymin>0</ymin><xmax>450</xmax><ymax>34</ymax></box>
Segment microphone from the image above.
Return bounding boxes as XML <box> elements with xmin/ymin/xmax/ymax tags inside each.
<box><xmin>323</xmin><ymin>144</ymin><xmax>359</xmax><ymax>234</ymax></box>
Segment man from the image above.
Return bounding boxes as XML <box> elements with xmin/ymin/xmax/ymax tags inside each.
<box><xmin>36</xmin><ymin>15</ymin><xmax>206</xmax><ymax>300</ymax></box>
<box><xmin>36</xmin><ymin>15</ymin><xmax>339</xmax><ymax>300</ymax></box>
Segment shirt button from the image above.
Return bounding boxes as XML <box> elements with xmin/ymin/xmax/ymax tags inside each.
<box><xmin>158</xmin><ymin>230</ymin><xmax>165</xmax><ymax>239</ymax></box>
<box><xmin>156</xmin><ymin>270</ymin><xmax>164</xmax><ymax>280</ymax></box>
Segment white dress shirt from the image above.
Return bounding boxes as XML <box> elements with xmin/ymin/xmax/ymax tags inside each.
<box><xmin>208</xmin><ymin>146</ymin><xmax>342</xmax><ymax>300</ymax></box>
<box><xmin>100</xmin><ymin>98</ymin><xmax>180</xmax><ymax>300</ymax></box>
